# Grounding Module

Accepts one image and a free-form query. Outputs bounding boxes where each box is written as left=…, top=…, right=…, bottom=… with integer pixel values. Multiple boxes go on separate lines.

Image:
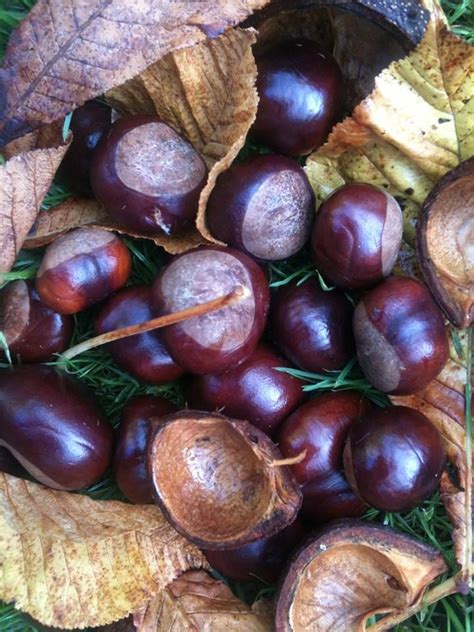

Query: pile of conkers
left=0, top=35, right=459, bottom=624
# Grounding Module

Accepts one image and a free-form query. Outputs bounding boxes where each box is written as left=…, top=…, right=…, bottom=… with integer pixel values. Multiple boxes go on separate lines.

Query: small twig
left=269, top=450, right=307, bottom=467
left=61, top=286, right=246, bottom=361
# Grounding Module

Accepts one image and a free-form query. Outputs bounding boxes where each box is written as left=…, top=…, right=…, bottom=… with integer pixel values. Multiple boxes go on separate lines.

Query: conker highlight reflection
left=311, top=183, right=403, bottom=289
left=344, top=406, right=446, bottom=512
left=353, top=276, right=449, bottom=394
left=271, top=278, right=355, bottom=372
left=95, top=286, right=184, bottom=384
left=36, top=227, right=131, bottom=314
left=252, top=41, right=343, bottom=155
left=206, top=154, right=314, bottom=261
left=0, top=280, right=73, bottom=362
left=91, top=115, right=208, bottom=235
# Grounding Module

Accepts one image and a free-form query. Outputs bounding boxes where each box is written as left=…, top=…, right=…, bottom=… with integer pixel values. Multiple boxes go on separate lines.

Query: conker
left=148, top=410, right=302, bottom=549
left=271, top=277, right=355, bottom=372
left=0, top=366, right=113, bottom=490
left=114, top=395, right=177, bottom=504
left=311, top=183, right=403, bottom=289
left=95, top=286, right=184, bottom=384
left=278, top=391, right=369, bottom=524
left=186, top=343, right=305, bottom=436
left=36, top=227, right=131, bottom=314
left=91, top=115, right=208, bottom=236
left=206, top=154, right=314, bottom=261
left=60, top=99, right=113, bottom=195
left=343, top=406, right=446, bottom=512
left=0, top=280, right=73, bottom=362
left=152, top=246, right=270, bottom=375
left=353, top=276, right=449, bottom=394
left=202, top=518, right=305, bottom=583
left=252, top=41, right=343, bottom=155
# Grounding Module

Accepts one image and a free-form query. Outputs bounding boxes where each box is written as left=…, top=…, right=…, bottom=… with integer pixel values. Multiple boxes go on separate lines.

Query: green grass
left=0, top=0, right=473, bottom=630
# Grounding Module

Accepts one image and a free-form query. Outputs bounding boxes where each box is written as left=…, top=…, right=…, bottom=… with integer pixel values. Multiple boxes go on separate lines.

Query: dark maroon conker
left=353, top=276, right=449, bottom=394
left=311, top=183, right=403, bottom=289
left=271, top=277, right=355, bottom=372
left=343, top=406, right=446, bottom=512
left=95, top=286, right=184, bottom=384
left=91, top=115, right=208, bottom=236
left=36, top=227, right=131, bottom=314
left=114, top=395, right=177, bottom=504
left=152, top=246, right=270, bottom=375
left=206, top=154, right=314, bottom=261
left=0, top=366, right=113, bottom=490
left=0, top=280, right=73, bottom=362
left=186, top=343, right=304, bottom=436
left=252, top=41, right=343, bottom=155
left=277, top=391, right=369, bottom=524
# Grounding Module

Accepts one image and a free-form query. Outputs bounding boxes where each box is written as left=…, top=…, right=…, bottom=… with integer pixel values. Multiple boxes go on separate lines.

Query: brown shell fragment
left=275, top=520, right=447, bottom=632
left=148, top=410, right=302, bottom=549
left=417, top=158, right=474, bottom=328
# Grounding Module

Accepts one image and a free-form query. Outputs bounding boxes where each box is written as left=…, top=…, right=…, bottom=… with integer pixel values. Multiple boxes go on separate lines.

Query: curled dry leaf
left=392, top=330, right=473, bottom=589
left=0, top=0, right=270, bottom=147
left=133, top=570, right=272, bottom=632
left=275, top=520, right=447, bottom=632
left=0, top=473, right=206, bottom=629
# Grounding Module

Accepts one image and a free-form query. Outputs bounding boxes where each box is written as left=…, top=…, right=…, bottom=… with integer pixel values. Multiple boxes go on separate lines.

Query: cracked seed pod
left=148, top=410, right=302, bottom=549
left=275, top=520, right=447, bottom=632
left=417, top=158, right=474, bottom=328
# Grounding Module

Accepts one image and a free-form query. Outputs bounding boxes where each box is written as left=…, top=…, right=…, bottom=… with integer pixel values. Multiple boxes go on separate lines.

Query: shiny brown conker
left=353, top=276, right=449, bottom=394
left=0, top=280, right=73, bottom=362
left=95, top=286, right=184, bottom=384
left=271, top=277, right=355, bottom=372
left=36, top=227, right=131, bottom=314
left=114, top=395, right=177, bottom=504
left=252, top=41, right=343, bottom=155
left=0, top=366, right=113, bottom=490
left=343, top=406, right=446, bottom=512
left=152, top=246, right=270, bottom=375
left=91, top=115, right=208, bottom=236
left=206, top=154, right=314, bottom=261
left=311, top=183, right=403, bottom=289
left=186, top=343, right=304, bottom=436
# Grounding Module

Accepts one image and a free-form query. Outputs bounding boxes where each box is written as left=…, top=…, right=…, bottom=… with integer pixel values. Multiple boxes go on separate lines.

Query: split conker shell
left=91, top=115, right=208, bottom=236
left=417, top=157, right=474, bottom=328
left=36, top=227, right=131, bottom=314
left=353, top=276, right=449, bottom=394
left=148, top=410, right=302, bottom=549
left=343, top=406, right=446, bottom=512
left=0, top=279, right=73, bottom=362
left=152, top=246, right=270, bottom=375
left=311, top=183, right=403, bottom=289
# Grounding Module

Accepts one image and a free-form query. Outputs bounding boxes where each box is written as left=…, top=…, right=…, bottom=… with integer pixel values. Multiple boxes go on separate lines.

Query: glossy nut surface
left=353, top=276, right=449, bottom=394
left=152, top=246, right=270, bottom=375
left=271, top=277, right=355, bottom=372
left=91, top=115, right=208, bottom=236
left=0, top=366, right=113, bottom=490
left=311, top=183, right=403, bottom=289
left=95, top=286, right=184, bottom=384
left=344, top=406, right=446, bottom=512
left=207, top=154, right=314, bottom=261
left=252, top=41, right=343, bottom=155
left=60, top=99, right=112, bottom=195
left=0, top=280, right=73, bottom=362
left=36, top=227, right=131, bottom=314
left=114, top=395, right=177, bottom=504
left=186, top=343, right=305, bottom=436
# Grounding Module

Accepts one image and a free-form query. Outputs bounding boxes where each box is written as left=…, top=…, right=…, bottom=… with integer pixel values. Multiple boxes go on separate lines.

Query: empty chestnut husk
left=148, top=410, right=302, bottom=549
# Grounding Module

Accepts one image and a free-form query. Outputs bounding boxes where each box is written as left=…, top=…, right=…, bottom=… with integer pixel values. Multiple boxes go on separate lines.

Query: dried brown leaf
left=133, top=570, right=272, bottom=632
left=0, top=473, right=206, bottom=629
left=0, top=141, right=69, bottom=274
left=0, top=0, right=270, bottom=147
